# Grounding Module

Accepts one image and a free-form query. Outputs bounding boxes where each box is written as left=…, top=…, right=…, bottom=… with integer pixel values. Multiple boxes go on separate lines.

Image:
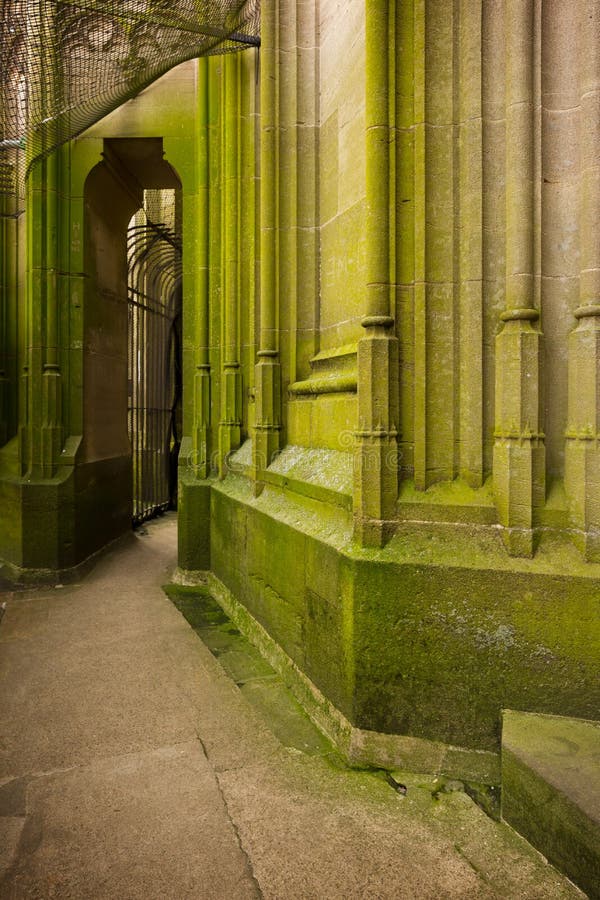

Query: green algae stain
left=162, top=583, right=229, bottom=629
left=163, top=581, right=344, bottom=762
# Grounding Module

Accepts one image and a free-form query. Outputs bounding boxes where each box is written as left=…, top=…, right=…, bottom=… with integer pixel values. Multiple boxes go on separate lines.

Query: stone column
left=493, top=0, right=544, bottom=557
left=22, top=149, right=65, bottom=478
left=218, top=54, right=243, bottom=477
left=353, top=0, right=399, bottom=547
left=457, top=0, right=484, bottom=488
left=0, top=189, right=8, bottom=447
left=0, top=113, right=22, bottom=450
left=192, top=57, right=211, bottom=479
left=252, top=0, right=281, bottom=488
left=239, top=48, right=257, bottom=437
left=295, top=0, right=319, bottom=379
left=40, top=144, right=63, bottom=477
left=20, top=3, right=64, bottom=477
left=0, top=72, right=7, bottom=446
left=565, top=1, right=600, bottom=560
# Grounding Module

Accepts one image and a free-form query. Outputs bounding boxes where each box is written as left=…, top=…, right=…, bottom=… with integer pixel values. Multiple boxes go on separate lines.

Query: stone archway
left=82, top=138, right=182, bottom=548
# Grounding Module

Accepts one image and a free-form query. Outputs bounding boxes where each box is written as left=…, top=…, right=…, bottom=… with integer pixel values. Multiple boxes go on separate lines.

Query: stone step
left=502, top=709, right=600, bottom=899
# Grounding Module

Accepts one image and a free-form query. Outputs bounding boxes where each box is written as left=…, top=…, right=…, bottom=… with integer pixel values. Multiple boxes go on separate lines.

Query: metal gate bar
left=127, top=218, right=182, bottom=526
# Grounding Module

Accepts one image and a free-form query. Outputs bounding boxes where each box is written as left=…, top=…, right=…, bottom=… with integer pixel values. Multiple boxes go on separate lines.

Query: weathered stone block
left=502, top=709, right=600, bottom=900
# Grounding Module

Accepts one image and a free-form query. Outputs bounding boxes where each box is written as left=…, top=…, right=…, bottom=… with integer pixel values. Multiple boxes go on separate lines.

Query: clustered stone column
left=21, top=4, right=64, bottom=478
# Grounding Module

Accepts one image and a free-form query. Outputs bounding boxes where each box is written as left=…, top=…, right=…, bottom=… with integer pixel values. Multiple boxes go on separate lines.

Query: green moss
left=177, top=472, right=211, bottom=571
left=162, top=583, right=228, bottom=629
left=163, top=581, right=345, bottom=761
left=398, top=475, right=495, bottom=506
left=351, top=556, right=600, bottom=749
left=190, top=476, right=600, bottom=763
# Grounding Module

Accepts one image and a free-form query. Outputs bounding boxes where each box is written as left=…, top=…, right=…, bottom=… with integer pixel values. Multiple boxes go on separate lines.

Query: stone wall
left=1, top=1, right=599, bottom=772
left=180, top=0, right=600, bottom=768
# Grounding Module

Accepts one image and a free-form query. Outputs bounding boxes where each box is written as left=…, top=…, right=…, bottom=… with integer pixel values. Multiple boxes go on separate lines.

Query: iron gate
left=127, top=215, right=182, bottom=525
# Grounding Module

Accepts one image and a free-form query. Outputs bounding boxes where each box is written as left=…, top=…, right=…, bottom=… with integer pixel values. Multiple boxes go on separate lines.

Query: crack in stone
left=1, top=736, right=261, bottom=895
left=452, top=841, right=496, bottom=892
left=195, top=732, right=264, bottom=899
left=0, top=737, right=200, bottom=783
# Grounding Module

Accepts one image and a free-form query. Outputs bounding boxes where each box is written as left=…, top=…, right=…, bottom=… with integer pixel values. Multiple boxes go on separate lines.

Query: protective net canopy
left=0, top=0, right=260, bottom=214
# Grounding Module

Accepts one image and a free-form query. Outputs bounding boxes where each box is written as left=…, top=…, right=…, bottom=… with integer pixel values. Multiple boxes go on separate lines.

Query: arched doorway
left=83, top=137, right=182, bottom=543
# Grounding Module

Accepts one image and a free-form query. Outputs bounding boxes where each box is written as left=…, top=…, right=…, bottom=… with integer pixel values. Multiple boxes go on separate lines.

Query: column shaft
left=565, top=1, right=600, bottom=559
left=40, top=146, right=63, bottom=476
left=193, top=57, right=211, bottom=478
left=493, top=0, right=544, bottom=557
left=253, top=0, right=281, bottom=485
left=457, top=0, right=484, bottom=487
left=219, top=54, right=242, bottom=477
left=20, top=4, right=64, bottom=477
left=0, top=190, right=7, bottom=446
left=353, top=0, right=399, bottom=547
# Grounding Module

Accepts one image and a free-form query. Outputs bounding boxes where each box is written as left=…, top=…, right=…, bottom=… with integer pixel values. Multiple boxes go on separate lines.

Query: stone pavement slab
left=0, top=515, right=586, bottom=898
left=3, top=741, right=260, bottom=899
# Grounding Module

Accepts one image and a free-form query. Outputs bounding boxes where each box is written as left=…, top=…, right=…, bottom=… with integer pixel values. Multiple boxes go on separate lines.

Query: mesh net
left=0, top=0, right=260, bottom=215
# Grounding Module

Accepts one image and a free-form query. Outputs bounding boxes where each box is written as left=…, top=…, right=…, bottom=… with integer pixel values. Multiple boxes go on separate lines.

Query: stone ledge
left=174, top=565, right=501, bottom=785
left=502, top=709, right=600, bottom=898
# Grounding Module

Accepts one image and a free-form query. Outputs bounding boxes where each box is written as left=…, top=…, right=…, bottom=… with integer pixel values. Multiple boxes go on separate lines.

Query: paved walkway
left=0, top=516, right=582, bottom=898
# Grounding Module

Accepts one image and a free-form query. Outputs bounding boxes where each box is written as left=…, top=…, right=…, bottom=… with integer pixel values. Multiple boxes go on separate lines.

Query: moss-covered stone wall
left=1, top=2, right=599, bottom=771
left=180, top=0, right=600, bottom=766
left=0, top=60, right=201, bottom=573
left=319, top=1, right=366, bottom=352
left=203, top=471, right=600, bottom=771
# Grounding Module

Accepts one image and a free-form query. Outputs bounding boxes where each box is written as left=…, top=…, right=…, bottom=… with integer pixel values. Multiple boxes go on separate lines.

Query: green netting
left=0, top=0, right=260, bottom=214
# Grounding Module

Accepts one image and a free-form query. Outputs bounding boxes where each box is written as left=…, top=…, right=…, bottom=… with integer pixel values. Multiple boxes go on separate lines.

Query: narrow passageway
left=0, top=519, right=580, bottom=899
